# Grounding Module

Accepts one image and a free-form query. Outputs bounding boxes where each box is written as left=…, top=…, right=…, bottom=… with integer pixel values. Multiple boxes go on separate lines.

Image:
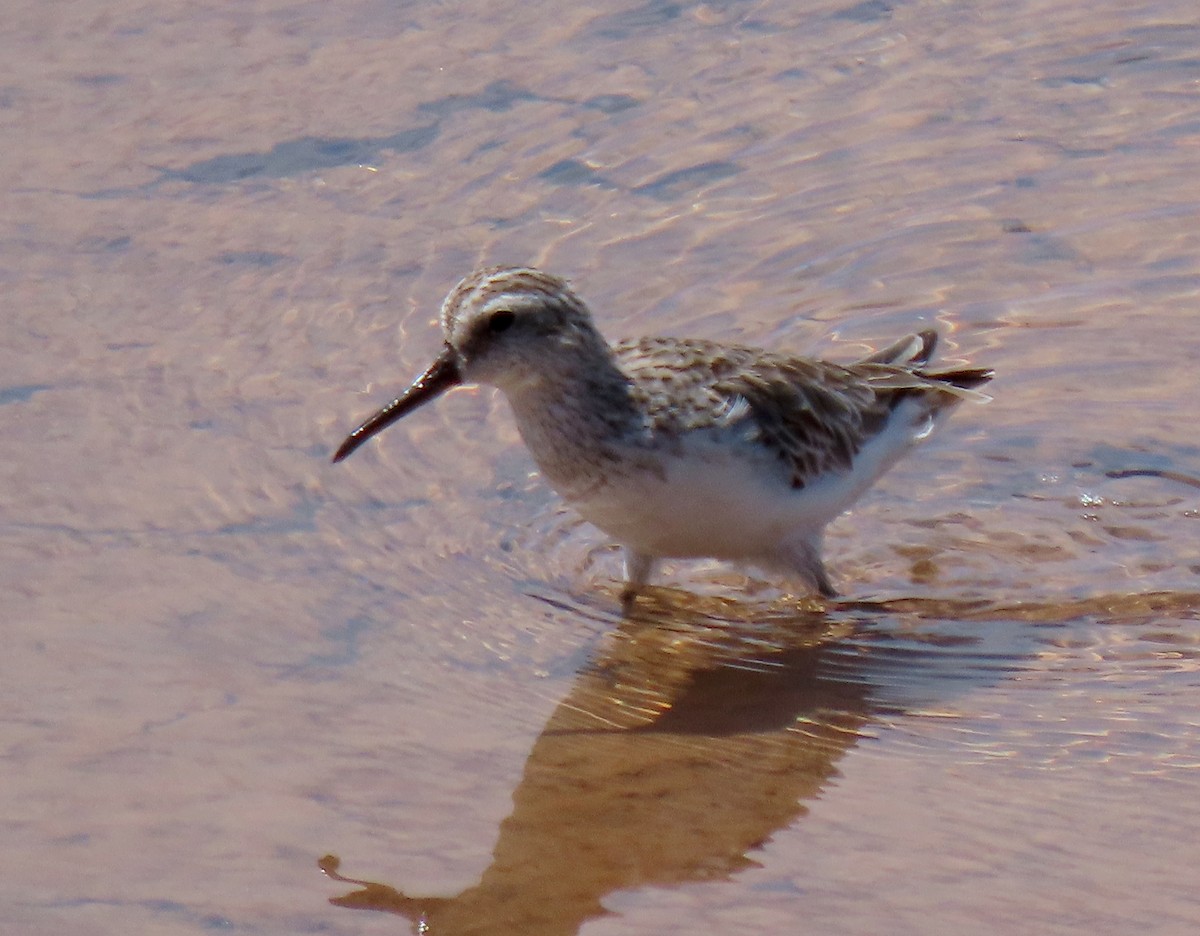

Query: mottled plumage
left=334, top=266, right=993, bottom=605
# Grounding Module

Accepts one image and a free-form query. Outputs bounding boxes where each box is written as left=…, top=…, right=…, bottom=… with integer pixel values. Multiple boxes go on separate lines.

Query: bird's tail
left=858, top=329, right=994, bottom=404
left=919, top=365, right=995, bottom=396
left=859, top=328, right=939, bottom=367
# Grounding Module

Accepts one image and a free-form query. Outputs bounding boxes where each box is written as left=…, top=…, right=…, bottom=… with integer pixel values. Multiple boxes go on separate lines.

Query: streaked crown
left=438, top=266, right=612, bottom=388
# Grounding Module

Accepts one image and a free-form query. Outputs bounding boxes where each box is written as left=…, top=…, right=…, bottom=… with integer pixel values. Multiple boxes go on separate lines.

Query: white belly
left=564, top=397, right=933, bottom=561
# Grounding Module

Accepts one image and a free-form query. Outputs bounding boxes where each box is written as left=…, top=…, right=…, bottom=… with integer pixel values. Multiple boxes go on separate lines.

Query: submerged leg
left=620, top=550, right=657, bottom=612
left=781, top=535, right=838, bottom=599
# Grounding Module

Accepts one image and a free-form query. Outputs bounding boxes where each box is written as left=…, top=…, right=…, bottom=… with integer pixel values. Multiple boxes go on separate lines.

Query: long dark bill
left=331, top=346, right=462, bottom=463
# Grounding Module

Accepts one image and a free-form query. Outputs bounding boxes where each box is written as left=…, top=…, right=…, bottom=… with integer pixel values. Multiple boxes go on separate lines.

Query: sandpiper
left=334, top=266, right=992, bottom=604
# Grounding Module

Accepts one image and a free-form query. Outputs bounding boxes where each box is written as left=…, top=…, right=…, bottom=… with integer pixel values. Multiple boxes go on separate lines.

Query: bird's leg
left=781, top=534, right=838, bottom=599
left=620, top=550, right=657, bottom=612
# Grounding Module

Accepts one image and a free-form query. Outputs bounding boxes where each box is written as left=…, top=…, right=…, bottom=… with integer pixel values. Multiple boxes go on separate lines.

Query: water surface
left=3, top=0, right=1199, bottom=933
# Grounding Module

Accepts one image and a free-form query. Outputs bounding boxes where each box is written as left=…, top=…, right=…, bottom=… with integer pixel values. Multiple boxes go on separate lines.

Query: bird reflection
left=321, top=591, right=881, bottom=935
left=319, top=583, right=1200, bottom=933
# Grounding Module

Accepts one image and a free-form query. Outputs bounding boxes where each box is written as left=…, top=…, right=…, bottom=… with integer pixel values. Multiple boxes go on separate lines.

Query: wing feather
left=612, top=332, right=991, bottom=490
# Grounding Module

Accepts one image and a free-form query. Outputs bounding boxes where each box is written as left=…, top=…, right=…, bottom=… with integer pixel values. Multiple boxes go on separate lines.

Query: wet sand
left=3, top=0, right=1200, bottom=933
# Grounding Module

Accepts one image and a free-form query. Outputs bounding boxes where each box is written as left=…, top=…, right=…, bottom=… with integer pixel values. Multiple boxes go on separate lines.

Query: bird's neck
left=501, top=349, right=642, bottom=495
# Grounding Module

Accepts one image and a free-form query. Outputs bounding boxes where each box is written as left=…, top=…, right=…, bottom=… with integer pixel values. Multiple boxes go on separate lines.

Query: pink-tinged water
left=3, top=1, right=1199, bottom=933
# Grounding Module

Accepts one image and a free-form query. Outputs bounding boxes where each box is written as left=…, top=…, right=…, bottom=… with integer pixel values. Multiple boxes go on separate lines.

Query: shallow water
left=3, top=0, right=1200, bottom=933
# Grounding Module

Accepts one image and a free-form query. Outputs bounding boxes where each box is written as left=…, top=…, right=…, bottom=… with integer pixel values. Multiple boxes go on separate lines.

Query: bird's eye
left=488, top=309, right=515, bottom=333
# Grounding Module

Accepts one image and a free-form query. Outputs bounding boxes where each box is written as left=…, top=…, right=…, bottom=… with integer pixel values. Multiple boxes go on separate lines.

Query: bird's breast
left=555, top=436, right=835, bottom=560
